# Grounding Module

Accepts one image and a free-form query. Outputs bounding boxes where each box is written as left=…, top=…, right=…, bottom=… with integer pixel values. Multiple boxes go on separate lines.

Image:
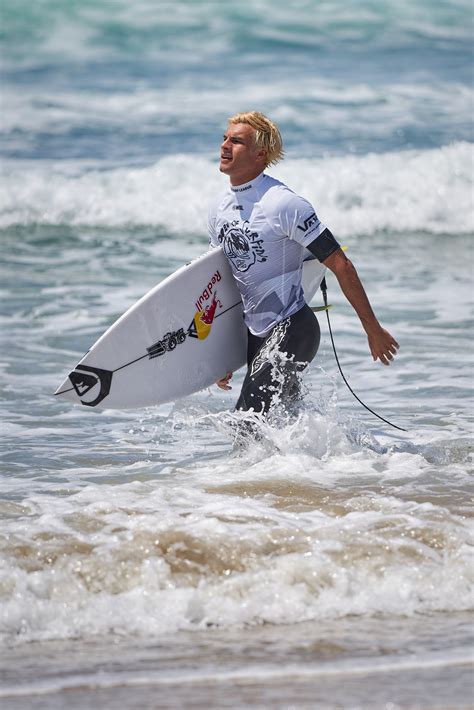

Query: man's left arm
left=321, top=247, right=399, bottom=366
left=283, top=197, right=399, bottom=365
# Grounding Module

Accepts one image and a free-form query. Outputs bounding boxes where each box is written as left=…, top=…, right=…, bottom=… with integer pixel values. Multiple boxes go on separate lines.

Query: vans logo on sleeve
left=297, top=213, right=319, bottom=232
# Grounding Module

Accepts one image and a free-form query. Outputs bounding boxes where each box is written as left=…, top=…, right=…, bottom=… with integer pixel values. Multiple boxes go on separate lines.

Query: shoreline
left=2, top=612, right=473, bottom=709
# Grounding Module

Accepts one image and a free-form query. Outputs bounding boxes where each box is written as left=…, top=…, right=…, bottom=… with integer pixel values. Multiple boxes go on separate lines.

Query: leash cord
left=320, top=277, right=407, bottom=432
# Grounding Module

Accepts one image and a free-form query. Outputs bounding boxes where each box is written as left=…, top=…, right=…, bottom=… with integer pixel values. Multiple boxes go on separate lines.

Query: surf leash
left=320, top=277, right=407, bottom=432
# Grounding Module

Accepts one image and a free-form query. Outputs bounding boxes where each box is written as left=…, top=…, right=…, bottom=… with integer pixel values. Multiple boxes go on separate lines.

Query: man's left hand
left=367, top=328, right=399, bottom=366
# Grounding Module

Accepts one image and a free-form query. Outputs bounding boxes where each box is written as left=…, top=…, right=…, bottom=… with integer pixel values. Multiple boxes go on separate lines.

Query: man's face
left=219, top=123, right=266, bottom=185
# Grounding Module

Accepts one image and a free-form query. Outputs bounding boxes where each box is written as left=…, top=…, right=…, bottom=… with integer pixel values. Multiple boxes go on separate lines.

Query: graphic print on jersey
left=218, top=220, right=267, bottom=273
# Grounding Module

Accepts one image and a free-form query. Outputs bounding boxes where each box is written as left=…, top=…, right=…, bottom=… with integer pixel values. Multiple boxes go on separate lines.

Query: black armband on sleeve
left=307, top=228, right=340, bottom=262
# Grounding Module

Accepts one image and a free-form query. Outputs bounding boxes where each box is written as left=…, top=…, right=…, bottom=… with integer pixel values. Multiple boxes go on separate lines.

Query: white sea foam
left=0, top=409, right=472, bottom=644
left=2, top=78, right=472, bottom=134
left=1, top=143, right=472, bottom=236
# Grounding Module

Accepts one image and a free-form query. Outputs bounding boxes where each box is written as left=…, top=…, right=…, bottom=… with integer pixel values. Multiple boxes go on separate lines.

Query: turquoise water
left=1, top=1, right=473, bottom=708
left=2, top=0, right=473, bottom=160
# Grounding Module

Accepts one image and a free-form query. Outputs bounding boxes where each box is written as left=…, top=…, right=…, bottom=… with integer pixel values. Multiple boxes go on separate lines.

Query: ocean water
left=1, top=1, right=473, bottom=708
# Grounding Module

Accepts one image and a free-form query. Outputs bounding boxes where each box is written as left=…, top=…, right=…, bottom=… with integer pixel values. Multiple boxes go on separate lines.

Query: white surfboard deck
left=55, top=248, right=326, bottom=409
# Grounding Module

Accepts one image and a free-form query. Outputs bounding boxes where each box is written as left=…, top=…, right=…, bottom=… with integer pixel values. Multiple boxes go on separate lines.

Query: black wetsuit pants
left=235, top=304, right=320, bottom=415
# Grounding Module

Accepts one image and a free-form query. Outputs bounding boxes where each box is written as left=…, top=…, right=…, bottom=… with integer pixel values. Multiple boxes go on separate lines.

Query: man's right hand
left=216, top=372, right=233, bottom=390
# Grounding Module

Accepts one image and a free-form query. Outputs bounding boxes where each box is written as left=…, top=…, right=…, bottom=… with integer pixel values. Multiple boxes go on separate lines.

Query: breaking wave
left=1, top=142, right=472, bottom=237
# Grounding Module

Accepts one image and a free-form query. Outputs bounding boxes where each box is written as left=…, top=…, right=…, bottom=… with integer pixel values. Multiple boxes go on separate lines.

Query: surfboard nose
left=54, top=375, right=77, bottom=401
left=55, top=364, right=114, bottom=407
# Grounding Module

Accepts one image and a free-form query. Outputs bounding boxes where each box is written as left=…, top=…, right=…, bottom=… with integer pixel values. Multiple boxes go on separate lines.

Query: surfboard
left=54, top=248, right=326, bottom=409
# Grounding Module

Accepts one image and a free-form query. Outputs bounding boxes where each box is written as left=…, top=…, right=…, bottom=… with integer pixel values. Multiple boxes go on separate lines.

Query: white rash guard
left=208, top=172, right=336, bottom=336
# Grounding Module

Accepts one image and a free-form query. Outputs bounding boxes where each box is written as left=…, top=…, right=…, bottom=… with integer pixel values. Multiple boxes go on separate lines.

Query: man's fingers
left=373, top=348, right=393, bottom=365
left=216, top=372, right=233, bottom=390
left=369, top=331, right=400, bottom=365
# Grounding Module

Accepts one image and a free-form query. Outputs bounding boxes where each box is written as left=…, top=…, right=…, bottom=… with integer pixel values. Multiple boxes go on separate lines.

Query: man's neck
left=229, top=168, right=264, bottom=187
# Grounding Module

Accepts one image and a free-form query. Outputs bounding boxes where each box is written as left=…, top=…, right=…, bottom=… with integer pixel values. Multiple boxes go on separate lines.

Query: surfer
left=209, top=111, right=399, bottom=415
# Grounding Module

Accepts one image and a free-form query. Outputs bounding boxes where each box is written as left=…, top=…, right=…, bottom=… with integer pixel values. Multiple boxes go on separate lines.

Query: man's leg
left=236, top=305, right=320, bottom=415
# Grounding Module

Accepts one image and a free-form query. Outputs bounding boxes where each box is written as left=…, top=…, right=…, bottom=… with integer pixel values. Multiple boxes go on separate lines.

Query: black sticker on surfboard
left=69, top=365, right=113, bottom=407
left=147, top=328, right=186, bottom=359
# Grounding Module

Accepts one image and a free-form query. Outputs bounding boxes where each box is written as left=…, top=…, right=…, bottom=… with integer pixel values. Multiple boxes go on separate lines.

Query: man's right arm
left=208, top=199, right=220, bottom=248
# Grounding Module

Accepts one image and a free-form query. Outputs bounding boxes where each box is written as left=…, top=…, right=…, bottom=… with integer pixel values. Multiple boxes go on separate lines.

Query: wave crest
left=1, top=143, right=472, bottom=236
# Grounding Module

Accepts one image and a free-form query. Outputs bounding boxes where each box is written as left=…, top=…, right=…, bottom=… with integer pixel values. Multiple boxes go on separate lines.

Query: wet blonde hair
left=228, top=111, right=284, bottom=167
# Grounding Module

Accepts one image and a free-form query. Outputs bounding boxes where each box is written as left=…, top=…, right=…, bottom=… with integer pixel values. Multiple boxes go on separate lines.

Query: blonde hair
left=228, top=111, right=284, bottom=167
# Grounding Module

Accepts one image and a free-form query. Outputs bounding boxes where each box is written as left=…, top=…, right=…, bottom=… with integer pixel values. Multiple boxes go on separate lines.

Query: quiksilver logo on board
left=69, top=365, right=113, bottom=407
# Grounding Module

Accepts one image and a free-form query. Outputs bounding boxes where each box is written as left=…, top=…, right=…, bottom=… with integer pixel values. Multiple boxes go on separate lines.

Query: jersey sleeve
left=278, top=192, right=340, bottom=262
left=278, top=193, right=326, bottom=246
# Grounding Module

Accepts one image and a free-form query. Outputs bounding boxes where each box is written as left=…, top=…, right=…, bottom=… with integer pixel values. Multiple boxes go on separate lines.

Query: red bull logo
left=188, top=272, right=223, bottom=340
left=200, top=292, right=220, bottom=325
left=194, top=270, right=221, bottom=312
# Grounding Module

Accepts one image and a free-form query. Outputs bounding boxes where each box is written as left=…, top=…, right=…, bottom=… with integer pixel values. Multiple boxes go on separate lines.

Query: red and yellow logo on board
left=191, top=293, right=220, bottom=339
left=188, top=271, right=222, bottom=340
